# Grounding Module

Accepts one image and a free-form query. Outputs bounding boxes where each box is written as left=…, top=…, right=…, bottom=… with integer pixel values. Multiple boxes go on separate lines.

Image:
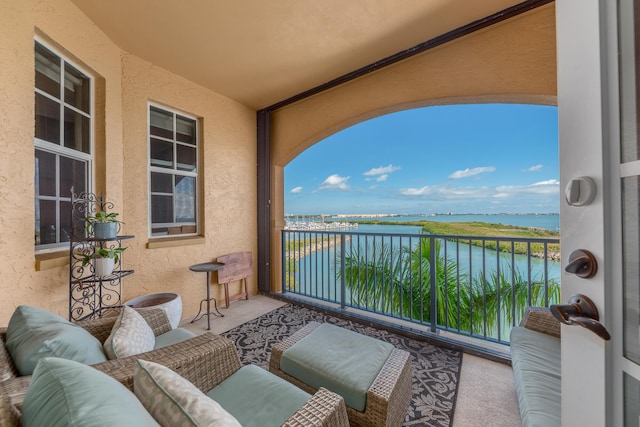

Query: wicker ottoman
left=269, top=321, right=412, bottom=427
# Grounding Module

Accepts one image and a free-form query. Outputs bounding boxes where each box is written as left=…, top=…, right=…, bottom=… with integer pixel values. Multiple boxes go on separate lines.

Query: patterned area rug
left=221, top=304, right=463, bottom=427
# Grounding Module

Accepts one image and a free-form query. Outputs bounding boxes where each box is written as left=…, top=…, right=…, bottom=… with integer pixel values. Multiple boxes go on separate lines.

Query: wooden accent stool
left=215, top=252, right=253, bottom=308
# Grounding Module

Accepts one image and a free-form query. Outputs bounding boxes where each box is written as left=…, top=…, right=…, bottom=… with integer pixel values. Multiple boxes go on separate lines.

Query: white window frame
left=34, top=38, right=93, bottom=253
left=147, top=103, right=200, bottom=238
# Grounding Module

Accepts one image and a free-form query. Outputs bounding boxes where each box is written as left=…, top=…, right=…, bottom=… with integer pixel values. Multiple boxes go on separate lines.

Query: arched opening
left=280, top=103, right=559, bottom=345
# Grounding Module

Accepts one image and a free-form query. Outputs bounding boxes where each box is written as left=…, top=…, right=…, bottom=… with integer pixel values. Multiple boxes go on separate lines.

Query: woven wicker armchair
left=0, top=309, right=223, bottom=407
left=269, top=321, right=413, bottom=427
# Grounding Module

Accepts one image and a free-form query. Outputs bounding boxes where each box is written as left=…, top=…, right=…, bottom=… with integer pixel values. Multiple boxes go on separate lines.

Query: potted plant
left=85, top=211, right=122, bottom=239
left=82, top=247, right=126, bottom=277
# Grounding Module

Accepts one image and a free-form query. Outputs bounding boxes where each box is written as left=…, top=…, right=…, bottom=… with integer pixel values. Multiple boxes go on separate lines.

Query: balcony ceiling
left=71, top=0, right=526, bottom=110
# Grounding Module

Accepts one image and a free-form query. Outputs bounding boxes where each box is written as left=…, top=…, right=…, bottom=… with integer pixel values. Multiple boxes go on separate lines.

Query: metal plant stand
left=68, top=190, right=134, bottom=321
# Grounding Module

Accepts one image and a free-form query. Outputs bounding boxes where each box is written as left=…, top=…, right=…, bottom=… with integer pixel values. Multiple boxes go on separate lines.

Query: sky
left=284, top=104, right=559, bottom=216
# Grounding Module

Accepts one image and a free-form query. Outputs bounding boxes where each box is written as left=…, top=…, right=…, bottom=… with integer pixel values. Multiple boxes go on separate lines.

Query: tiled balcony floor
left=181, top=294, right=521, bottom=427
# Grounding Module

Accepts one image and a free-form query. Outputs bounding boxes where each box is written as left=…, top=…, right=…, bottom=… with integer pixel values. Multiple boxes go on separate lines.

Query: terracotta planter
left=125, top=293, right=182, bottom=329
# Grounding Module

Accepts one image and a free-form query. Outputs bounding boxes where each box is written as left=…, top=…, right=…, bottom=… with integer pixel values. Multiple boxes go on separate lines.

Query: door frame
left=556, top=0, right=618, bottom=425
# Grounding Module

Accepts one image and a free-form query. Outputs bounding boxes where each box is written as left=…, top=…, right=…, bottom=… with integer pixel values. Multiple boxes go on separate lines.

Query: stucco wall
left=268, top=4, right=557, bottom=290
left=120, top=54, right=257, bottom=315
left=0, top=0, right=257, bottom=324
left=0, top=0, right=124, bottom=323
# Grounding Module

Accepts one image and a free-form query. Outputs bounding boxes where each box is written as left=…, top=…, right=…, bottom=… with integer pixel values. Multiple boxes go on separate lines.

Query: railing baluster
left=468, top=239, right=473, bottom=337
left=496, top=238, right=501, bottom=343
left=482, top=238, right=487, bottom=339
left=456, top=238, right=461, bottom=333
left=544, top=242, right=549, bottom=306
left=444, top=238, right=449, bottom=329
left=527, top=241, right=532, bottom=306
left=511, top=241, right=516, bottom=327
left=340, top=233, right=346, bottom=309
left=429, top=236, right=437, bottom=333
left=419, top=235, right=424, bottom=324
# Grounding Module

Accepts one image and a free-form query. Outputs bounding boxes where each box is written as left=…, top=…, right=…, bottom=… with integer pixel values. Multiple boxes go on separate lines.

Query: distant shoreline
left=288, top=212, right=560, bottom=233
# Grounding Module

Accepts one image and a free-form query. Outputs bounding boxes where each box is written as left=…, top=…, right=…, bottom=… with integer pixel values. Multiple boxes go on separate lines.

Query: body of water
left=286, top=213, right=561, bottom=303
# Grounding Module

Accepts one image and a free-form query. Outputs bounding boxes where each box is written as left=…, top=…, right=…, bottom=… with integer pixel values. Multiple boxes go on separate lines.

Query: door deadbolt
left=564, top=249, right=597, bottom=278
left=565, top=176, right=596, bottom=206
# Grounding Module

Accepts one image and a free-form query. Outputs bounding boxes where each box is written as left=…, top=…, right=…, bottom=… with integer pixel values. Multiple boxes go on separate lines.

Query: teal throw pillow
left=5, top=305, right=107, bottom=375
left=22, top=357, right=159, bottom=427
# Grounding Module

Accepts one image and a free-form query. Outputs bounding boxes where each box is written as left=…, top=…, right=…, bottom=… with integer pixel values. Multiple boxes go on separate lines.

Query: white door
left=557, top=0, right=640, bottom=425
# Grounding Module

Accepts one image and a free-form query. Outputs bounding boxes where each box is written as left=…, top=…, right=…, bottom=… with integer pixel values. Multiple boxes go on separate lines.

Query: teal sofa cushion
left=280, top=323, right=393, bottom=411
left=22, top=357, right=159, bottom=427
left=207, top=365, right=310, bottom=427
left=6, top=305, right=107, bottom=375
left=510, top=326, right=561, bottom=427
left=154, top=328, right=197, bottom=349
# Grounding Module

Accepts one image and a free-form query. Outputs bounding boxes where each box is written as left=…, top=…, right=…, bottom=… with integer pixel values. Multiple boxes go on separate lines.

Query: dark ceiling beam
left=264, top=0, right=553, bottom=112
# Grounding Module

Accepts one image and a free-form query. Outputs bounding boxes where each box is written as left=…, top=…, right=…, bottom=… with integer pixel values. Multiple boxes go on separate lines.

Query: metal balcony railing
left=282, top=228, right=561, bottom=345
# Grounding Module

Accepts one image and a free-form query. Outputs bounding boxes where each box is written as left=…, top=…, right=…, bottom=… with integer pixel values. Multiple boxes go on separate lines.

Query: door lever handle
left=550, top=294, right=611, bottom=340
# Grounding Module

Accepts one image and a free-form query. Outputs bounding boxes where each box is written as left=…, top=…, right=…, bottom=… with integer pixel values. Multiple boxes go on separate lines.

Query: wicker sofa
left=510, top=306, right=561, bottom=427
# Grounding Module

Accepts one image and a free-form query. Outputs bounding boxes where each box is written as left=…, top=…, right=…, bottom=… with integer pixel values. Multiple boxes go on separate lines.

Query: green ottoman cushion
left=280, top=323, right=394, bottom=411
left=153, top=328, right=197, bottom=349
left=207, top=365, right=310, bottom=427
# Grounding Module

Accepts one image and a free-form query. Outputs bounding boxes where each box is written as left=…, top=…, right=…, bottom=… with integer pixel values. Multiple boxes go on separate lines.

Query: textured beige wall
left=120, top=54, right=257, bottom=316
left=0, top=0, right=123, bottom=323
left=269, top=5, right=557, bottom=290
left=0, top=0, right=257, bottom=324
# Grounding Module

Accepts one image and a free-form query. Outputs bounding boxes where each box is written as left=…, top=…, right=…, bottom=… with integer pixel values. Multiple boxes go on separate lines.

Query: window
left=148, top=105, right=199, bottom=237
left=34, top=41, right=92, bottom=249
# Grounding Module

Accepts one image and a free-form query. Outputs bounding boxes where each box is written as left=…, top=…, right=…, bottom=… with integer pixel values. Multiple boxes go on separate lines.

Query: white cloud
left=400, top=185, right=492, bottom=199
left=531, top=179, right=558, bottom=186
left=448, top=166, right=496, bottom=179
left=527, top=164, right=544, bottom=172
left=319, top=174, right=350, bottom=191
left=494, top=179, right=559, bottom=198
left=400, top=179, right=559, bottom=201
left=290, top=186, right=303, bottom=194
left=400, top=186, right=432, bottom=196
left=363, top=164, right=400, bottom=176
left=376, top=174, right=388, bottom=182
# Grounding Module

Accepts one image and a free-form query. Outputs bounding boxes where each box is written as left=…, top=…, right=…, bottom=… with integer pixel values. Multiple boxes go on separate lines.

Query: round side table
left=189, top=261, right=225, bottom=330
